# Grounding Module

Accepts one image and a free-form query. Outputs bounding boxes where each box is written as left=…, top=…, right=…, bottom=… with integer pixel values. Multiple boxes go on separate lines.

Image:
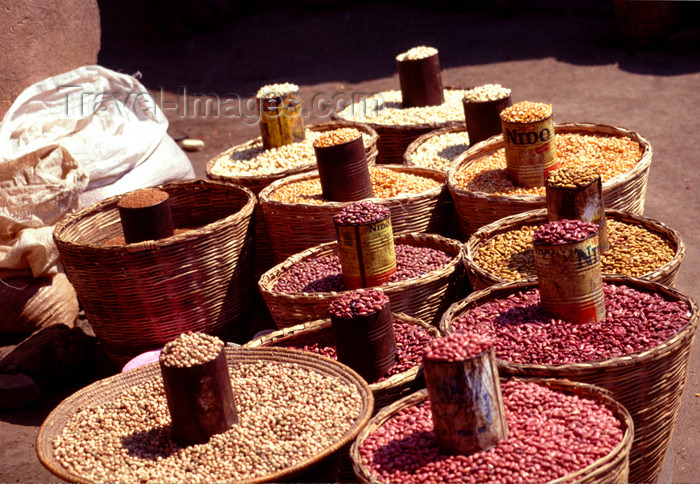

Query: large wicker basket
left=331, top=88, right=465, bottom=164
left=258, top=232, right=466, bottom=329
left=439, top=276, right=698, bottom=484
left=244, top=313, right=442, bottom=410
left=447, top=122, right=653, bottom=238
left=37, top=347, right=374, bottom=484
left=259, top=165, right=451, bottom=264
left=53, top=180, right=256, bottom=367
left=403, top=124, right=470, bottom=172
left=465, top=208, right=686, bottom=290
left=350, top=379, right=634, bottom=484
left=206, top=121, right=378, bottom=278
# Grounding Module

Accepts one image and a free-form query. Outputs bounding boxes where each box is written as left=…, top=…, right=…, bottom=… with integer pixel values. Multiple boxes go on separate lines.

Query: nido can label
left=335, top=217, right=397, bottom=289
left=534, top=233, right=606, bottom=324
left=502, top=115, right=558, bottom=187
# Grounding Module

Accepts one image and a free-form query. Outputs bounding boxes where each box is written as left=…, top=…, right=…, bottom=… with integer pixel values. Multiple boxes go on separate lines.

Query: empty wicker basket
left=439, top=276, right=698, bottom=484
left=53, top=180, right=256, bottom=367
left=447, top=122, right=653, bottom=238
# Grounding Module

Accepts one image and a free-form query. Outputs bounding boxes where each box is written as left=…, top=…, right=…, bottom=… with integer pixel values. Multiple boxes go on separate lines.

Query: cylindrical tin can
left=160, top=347, right=239, bottom=446
left=501, top=113, right=558, bottom=187
left=546, top=172, right=610, bottom=252
left=314, top=136, right=374, bottom=202
left=335, top=214, right=397, bottom=289
left=462, top=95, right=512, bottom=145
left=330, top=299, right=396, bottom=383
left=534, top=232, right=606, bottom=324
left=397, top=52, right=445, bottom=108
left=258, top=90, right=305, bottom=150
left=423, top=346, right=508, bottom=455
left=117, top=188, right=175, bottom=244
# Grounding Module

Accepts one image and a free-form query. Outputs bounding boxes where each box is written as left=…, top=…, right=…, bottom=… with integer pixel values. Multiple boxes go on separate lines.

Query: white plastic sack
left=0, top=64, right=194, bottom=208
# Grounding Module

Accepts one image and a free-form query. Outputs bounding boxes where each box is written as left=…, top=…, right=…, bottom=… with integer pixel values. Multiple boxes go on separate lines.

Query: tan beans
left=335, top=89, right=471, bottom=126
left=463, top=84, right=511, bottom=103
left=159, top=332, right=224, bottom=368
left=474, top=219, right=675, bottom=281
left=546, top=165, right=599, bottom=188
left=268, top=167, right=441, bottom=204
left=313, top=127, right=362, bottom=148
left=454, top=132, right=643, bottom=196
left=396, top=46, right=439, bottom=61
left=409, top=130, right=471, bottom=171
left=53, top=360, right=362, bottom=483
left=209, top=128, right=372, bottom=178
left=256, top=82, right=299, bottom=98
left=358, top=379, right=623, bottom=483
left=499, top=101, right=552, bottom=123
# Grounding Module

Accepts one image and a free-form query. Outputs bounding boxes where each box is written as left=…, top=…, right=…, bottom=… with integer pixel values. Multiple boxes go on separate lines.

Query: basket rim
left=258, top=164, right=447, bottom=209
left=36, top=346, right=374, bottom=484
left=403, top=124, right=470, bottom=167
left=464, top=207, right=686, bottom=286
left=258, top=232, right=464, bottom=301
left=330, top=87, right=469, bottom=131
left=52, top=179, right=256, bottom=252
left=205, top=121, right=379, bottom=185
left=243, top=312, right=441, bottom=393
left=439, top=275, right=699, bottom=372
left=446, top=121, right=653, bottom=203
left=349, top=377, right=634, bottom=484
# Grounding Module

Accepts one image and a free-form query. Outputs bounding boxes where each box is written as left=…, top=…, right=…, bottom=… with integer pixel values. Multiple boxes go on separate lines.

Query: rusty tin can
left=397, top=52, right=445, bottom=108
left=117, top=188, right=175, bottom=244
left=462, top=94, right=512, bottom=145
left=314, top=136, right=374, bottom=202
left=258, top=91, right=305, bottom=150
left=501, top=114, right=558, bottom=187
left=534, top=231, right=606, bottom=324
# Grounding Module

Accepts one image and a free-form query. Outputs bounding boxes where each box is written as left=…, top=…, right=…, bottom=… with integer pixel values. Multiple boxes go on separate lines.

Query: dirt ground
left=1, top=0, right=700, bottom=482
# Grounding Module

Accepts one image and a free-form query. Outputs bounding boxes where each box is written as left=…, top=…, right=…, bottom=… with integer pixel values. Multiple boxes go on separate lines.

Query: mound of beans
left=532, top=219, right=598, bottom=245
left=334, top=200, right=390, bottom=225
left=160, top=332, right=224, bottom=368
left=547, top=165, right=599, bottom=188
left=396, top=45, right=438, bottom=61
left=282, top=319, right=437, bottom=383
left=424, top=331, right=493, bottom=362
left=257, top=82, right=299, bottom=98
left=358, top=379, right=623, bottom=484
left=335, top=89, right=472, bottom=127
left=499, top=101, right=552, bottom=124
left=463, top=84, right=511, bottom=103
left=268, top=167, right=441, bottom=204
left=209, top=128, right=372, bottom=178
left=274, top=244, right=454, bottom=294
left=474, top=219, right=676, bottom=281
left=313, top=127, right=362, bottom=148
left=53, top=360, right=362, bottom=483
left=329, top=289, right=389, bottom=318
left=453, top=133, right=643, bottom=196
left=409, top=130, right=471, bottom=172
left=450, top=283, right=691, bottom=365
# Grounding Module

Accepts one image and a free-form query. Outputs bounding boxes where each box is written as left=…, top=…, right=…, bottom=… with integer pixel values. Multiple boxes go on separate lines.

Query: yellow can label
left=503, top=116, right=558, bottom=187
left=336, top=218, right=397, bottom=288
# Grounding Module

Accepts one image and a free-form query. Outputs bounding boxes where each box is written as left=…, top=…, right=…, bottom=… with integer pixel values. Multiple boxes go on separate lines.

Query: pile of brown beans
left=473, top=219, right=675, bottom=281
left=334, top=200, right=390, bottom=225
left=53, top=360, right=362, bottom=483
left=423, top=331, right=493, bottom=362
left=532, top=219, right=598, bottom=245
left=274, top=244, right=453, bottom=294
left=546, top=165, right=599, bottom=188
left=450, top=283, right=691, bottom=365
left=159, top=332, right=224, bottom=367
left=268, top=167, right=441, bottom=204
left=329, top=289, right=389, bottom=318
left=358, top=379, right=623, bottom=483
left=287, top=319, right=437, bottom=382
left=453, top=133, right=643, bottom=196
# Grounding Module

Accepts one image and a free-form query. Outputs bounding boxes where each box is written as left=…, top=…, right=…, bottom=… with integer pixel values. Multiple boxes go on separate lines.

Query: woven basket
left=465, top=208, right=686, bottom=291
left=206, top=121, right=378, bottom=278
left=53, top=180, right=256, bottom=367
left=244, top=313, right=442, bottom=410
left=37, top=346, right=374, bottom=484
left=403, top=124, right=470, bottom=172
left=439, top=276, right=698, bottom=484
left=350, top=378, right=633, bottom=484
left=331, top=88, right=465, bottom=164
left=447, top=122, right=653, bottom=238
left=258, top=232, right=465, bottom=329
left=259, top=165, right=451, bottom=264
